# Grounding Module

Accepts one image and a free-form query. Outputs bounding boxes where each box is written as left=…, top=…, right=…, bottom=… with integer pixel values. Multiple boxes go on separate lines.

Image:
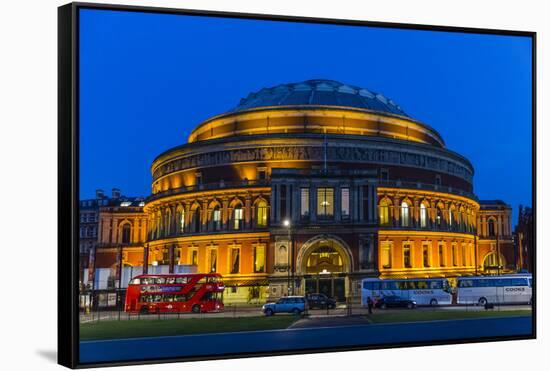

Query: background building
left=83, top=79, right=520, bottom=303
left=514, top=205, right=534, bottom=272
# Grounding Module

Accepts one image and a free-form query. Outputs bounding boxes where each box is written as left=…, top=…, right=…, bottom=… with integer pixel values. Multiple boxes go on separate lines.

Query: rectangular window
left=381, top=241, right=392, bottom=268
left=254, top=244, right=266, bottom=273
left=461, top=244, right=467, bottom=266
left=380, top=168, right=389, bottom=182
left=280, top=185, right=287, bottom=219
left=452, top=244, right=457, bottom=266
left=341, top=188, right=350, bottom=219
left=422, top=243, right=430, bottom=267
left=191, top=250, right=198, bottom=266
left=379, top=203, right=390, bottom=225
left=300, top=188, right=310, bottom=218
left=362, top=186, right=369, bottom=220
left=256, top=203, right=268, bottom=227
left=195, top=172, right=202, bottom=186
left=230, top=248, right=240, bottom=274
left=438, top=243, right=445, bottom=267
left=233, top=208, right=243, bottom=230
left=213, top=209, right=221, bottom=230
left=403, top=243, right=412, bottom=268
left=209, top=249, right=217, bottom=272
left=257, top=168, right=267, bottom=180
left=317, top=187, right=334, bottom=218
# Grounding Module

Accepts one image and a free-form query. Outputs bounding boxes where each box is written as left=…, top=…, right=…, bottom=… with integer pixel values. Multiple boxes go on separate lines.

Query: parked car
left=306, top=293, right=337, bottom=309
left=375, top=295, right=416, bottom=309
left=262, top=296, right=306, bottom=316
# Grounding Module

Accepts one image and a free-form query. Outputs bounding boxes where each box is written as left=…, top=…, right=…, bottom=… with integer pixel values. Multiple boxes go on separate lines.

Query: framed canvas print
left=58, top=2, right=536, bottom=368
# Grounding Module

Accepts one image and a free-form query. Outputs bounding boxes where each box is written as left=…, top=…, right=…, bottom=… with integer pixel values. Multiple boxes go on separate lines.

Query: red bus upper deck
left=124, top=273, right=224, bottom=314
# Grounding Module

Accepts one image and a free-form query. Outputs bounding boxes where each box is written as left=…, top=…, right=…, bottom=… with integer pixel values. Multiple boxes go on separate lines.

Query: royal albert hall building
left=96, top=79, right=515, bottom=303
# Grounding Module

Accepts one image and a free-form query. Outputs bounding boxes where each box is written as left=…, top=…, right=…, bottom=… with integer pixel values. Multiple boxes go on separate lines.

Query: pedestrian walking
left=367, top=296, right=373, bottom=314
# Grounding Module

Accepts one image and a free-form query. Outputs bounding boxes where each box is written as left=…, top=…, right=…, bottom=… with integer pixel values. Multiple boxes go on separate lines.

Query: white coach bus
left=456, top=274, right=532, bottom=306
left=361, top=278, right=452, bottom=307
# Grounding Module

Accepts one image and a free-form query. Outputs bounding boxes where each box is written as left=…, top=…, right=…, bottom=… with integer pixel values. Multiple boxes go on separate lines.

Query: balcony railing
left=148, top=224, right=270, bottom=241
left=377, top=180, right=477, bottom=201
left=379, top=219, right=476, bottom=235
left=147, top=179, right=270, bottom=202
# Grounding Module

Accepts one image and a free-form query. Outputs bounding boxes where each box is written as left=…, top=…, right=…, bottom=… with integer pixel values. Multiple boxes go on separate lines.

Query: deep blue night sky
left=79, top=9, right=532, bottom=222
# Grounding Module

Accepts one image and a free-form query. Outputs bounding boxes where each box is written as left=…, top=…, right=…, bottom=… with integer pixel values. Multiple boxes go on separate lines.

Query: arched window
left=400, top=201, right=410, bottom=227
left=165, top=208, right=172, bottom=236
left=483, top=252, right=505, bottom=272
left=121, top=223, right=131, bottom=244
left=191, top=207, right=201, bottom=233
left=436, top=207, right=443, bottom=228
left=379, top=198, right=391, bottom=226
left=420, top=203, right=428, bottom=228
left=448, top=208, right=454, bottom=229
left=255, top=200, right=268, bottom=227
left=233, top=205, right=243, bottom=230
left=488, top=218, right=496, bottom=237
left=212, top=205, right=221, bottom=231
left=178, top=206, right=185, bottom=234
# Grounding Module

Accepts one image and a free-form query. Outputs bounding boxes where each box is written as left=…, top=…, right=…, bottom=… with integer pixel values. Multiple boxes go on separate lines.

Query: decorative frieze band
left=153, top=145, right=473, bottom=183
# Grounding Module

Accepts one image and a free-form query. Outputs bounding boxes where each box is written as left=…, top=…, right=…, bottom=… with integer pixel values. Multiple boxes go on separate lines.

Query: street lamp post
left=283, top=219, right=293, bottom=295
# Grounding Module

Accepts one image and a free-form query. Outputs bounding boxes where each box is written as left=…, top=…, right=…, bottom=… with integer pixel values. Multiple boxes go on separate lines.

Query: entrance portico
left=296, top=235, right=353, bottom=301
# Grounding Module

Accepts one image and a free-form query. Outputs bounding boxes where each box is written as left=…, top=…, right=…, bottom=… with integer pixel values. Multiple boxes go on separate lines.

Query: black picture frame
left=58, top=2, right=537, bottom=368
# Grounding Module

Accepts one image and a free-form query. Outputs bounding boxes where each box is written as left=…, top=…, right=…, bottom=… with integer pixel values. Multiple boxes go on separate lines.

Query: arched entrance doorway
left=297, top=236, right=352, bottom=302
left=483, top=252, right=506, bottom=274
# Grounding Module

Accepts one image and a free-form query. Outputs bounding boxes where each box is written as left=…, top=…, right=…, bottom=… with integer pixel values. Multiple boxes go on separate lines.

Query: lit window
left=233, top=206, right=243, bottom=230
left=379, top=199, right=390, bottom=225
left=256, top=200, right=268, bottom=227
left=438, top=244, right=450, bottom=267
left=400, top=202, right=410, bottom=227
left=381, top=242, right=392, bottom=268
left=317, top=188, right=334, bottom=218
left=230, top=248, right=240, bottom=274
left=420, top=204, right=428, bottom=228
left=341, top=188, right=350, bottom=219
left=452, top=244, right=457, bottom=266
left=191, top=250, right=198, bottom=266
left=403, top=243, right=412, bottom=268
left=300, top=188, right=310, bottom=218
left=254, top=245, right=265, bottom=273
left=212, top=207, right=221, bottom=231
left=209, top=249, right=217, bottom=272
left=423, top=244, right=430, bottom=267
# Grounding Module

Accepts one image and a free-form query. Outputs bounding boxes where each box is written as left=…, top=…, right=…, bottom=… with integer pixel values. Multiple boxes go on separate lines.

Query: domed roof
left=231, top=79, right=409, bottom=117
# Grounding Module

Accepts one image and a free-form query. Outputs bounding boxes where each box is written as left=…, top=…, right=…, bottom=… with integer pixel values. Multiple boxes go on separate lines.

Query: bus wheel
left=430, top=299, right=438, bottom=306
left=478, top=297, right=487, bottom=306
left=407, top=302, right=414, bottom=309
left=192, top=304, right=201, bottom=313
left=292, top=308, right=301, bottom=316
left=139, top=306, right=148, bottom=315
left=265, top=308, right=274, bottom=316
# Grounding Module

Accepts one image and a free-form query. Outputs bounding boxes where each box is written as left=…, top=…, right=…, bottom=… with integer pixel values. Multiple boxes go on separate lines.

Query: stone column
left=245, top=195, right=252, bottom=229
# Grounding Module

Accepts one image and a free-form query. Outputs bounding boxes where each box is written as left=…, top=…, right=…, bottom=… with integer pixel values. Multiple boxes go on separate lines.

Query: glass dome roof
left=231, top=79, right=409, bottom=117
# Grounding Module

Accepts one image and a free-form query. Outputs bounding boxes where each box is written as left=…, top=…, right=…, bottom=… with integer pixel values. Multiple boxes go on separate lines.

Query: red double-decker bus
left=124, top=273, right=224, bottom=314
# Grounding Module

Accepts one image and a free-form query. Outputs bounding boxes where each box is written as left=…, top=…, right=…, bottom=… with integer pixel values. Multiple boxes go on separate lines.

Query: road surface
left=80, top=316, right=532, bottom=364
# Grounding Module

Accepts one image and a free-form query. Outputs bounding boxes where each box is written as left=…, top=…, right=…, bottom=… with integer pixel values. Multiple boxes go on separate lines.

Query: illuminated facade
left=90, top=79, right=517, bottom=302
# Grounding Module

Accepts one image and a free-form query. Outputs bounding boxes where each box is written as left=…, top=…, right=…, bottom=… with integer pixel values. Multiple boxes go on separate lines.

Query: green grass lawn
left=80, top=316, right=298, bottom=341
left=367, top=309, right=532, bottom=324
